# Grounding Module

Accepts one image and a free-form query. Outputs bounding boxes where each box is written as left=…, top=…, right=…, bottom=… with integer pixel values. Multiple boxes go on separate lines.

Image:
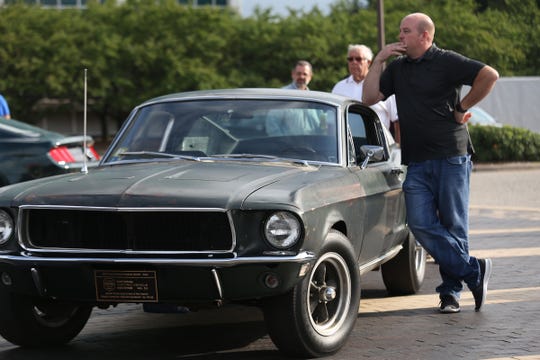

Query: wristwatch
left=455, top=102, right=468, bottom=113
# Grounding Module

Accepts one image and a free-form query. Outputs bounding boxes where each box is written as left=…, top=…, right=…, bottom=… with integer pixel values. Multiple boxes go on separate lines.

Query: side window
left=347, top=113, right=365, bottom=166
left=347, top=107, right=385, bottom=165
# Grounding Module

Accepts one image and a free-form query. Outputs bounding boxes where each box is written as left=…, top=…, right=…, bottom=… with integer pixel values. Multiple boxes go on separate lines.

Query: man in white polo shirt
left=332, top=44, right=400, bottom=142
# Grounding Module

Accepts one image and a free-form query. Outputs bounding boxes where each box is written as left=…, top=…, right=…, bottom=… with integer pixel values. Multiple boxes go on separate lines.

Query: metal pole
left=377, top=0, right=385, bottom=53
left=81, top=68, right=88, bottom=175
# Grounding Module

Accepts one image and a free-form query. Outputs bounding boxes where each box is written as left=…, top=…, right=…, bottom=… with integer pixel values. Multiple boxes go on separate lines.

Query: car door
left=346, top=105, right=406, bottom=263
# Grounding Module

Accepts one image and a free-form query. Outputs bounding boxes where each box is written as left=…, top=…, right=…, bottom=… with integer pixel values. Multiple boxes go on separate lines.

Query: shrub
left=469, top=125, right=540, bottom=162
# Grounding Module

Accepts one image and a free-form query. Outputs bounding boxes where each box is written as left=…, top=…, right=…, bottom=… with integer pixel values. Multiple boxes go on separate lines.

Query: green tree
left=0, top=0, right=538, bottom=141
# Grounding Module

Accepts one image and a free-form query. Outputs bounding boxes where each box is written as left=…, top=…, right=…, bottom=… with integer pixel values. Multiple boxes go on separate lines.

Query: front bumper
left=0, top=252, right=315, bottom=304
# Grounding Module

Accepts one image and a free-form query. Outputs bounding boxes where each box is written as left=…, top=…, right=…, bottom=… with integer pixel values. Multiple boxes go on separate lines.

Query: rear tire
left=0, top=291, right=92, bottom=347
left=262, top=230, right=361, bottom=358
left=381, top=231, right=426, bottom=295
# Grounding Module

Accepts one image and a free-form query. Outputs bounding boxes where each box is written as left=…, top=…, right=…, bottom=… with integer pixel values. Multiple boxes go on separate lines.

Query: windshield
left=104, top=99, right=339, bottom=164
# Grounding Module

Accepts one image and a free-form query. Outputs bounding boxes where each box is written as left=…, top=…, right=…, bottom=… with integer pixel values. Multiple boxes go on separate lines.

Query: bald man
left=363, top=12, right=499, bottom=314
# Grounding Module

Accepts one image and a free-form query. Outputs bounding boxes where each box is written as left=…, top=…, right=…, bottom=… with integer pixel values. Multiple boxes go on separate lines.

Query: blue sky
left=240, top=0, right=337, bottom=17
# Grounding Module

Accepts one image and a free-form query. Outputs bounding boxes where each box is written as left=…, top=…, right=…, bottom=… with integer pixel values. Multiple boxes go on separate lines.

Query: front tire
left=381, top=230, right=426, bottom=295
left=0, top=291, right=93, bottom=347
left=262, top=230, right=361, bottom=358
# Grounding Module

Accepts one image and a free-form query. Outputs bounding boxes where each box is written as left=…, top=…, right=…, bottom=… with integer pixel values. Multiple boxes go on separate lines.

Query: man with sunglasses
left=332, top=44, right=400, bottom=141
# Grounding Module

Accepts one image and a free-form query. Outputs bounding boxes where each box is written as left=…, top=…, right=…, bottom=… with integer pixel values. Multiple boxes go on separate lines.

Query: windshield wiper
left=211, top=154, right=281, bottom=160
left=118, top=151, right=202, bottom=161
left=210, top=154, right=312, bottom=167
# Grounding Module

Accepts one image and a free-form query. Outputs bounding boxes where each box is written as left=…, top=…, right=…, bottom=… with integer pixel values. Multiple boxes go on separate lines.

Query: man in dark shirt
left=363, top=12, right=499, bottom=313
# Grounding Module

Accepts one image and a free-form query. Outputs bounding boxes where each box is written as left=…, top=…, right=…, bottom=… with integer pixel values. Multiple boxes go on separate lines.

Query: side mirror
left=359, top=145, right=384, bottom=169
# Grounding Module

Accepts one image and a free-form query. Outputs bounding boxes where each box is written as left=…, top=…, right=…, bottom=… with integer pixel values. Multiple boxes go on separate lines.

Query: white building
left=464, top=77, right=540, bottom=133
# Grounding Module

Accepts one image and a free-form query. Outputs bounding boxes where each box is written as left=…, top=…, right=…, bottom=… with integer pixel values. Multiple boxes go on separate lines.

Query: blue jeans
left=403, top=155, right=480, bottom=299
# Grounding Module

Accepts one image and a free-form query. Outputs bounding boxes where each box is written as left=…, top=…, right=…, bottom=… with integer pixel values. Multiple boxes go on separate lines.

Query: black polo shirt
left=380, top=45, right=485, bottom=164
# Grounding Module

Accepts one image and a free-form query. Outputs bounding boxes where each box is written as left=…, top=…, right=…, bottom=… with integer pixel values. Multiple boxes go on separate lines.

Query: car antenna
left=81, top=68, right=88, bottom=174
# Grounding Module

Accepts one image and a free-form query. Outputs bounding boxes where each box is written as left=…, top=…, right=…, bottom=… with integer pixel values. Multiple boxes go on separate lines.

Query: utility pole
left=377, top=0, right=385, bottom=53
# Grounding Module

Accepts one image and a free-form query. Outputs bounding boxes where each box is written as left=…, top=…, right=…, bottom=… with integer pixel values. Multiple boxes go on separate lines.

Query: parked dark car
left=0, top=89, right=425, bottom=358
left=0, top=117, right=100, bottom=186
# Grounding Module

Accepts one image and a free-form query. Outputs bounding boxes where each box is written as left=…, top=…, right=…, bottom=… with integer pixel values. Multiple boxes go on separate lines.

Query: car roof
left=140, top=88, right=357, bottom=107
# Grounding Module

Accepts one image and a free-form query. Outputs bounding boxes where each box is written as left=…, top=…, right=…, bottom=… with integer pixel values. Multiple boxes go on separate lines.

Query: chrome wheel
left=381, top=231, right=427, bottom=295
left=307, top=252, right=352, bottom=336
left=414, top=240, right=427, bottom=281
left=262, top=230, right=361, bottom=358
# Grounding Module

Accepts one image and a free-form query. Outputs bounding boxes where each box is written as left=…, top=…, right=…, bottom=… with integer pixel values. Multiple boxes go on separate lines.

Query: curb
left=473, top=161, right=540, bottom=172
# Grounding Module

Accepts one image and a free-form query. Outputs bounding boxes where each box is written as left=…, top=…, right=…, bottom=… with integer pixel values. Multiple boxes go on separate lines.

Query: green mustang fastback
left=0, top=89, right=425, bottom=358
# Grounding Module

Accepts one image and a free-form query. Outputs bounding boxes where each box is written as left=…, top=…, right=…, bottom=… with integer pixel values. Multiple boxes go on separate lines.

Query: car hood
left=2, top=160, right=336, bottom=210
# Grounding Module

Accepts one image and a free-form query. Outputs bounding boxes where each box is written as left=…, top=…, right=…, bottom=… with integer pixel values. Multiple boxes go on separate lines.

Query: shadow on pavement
left=0, top=321, right=285, bottom=360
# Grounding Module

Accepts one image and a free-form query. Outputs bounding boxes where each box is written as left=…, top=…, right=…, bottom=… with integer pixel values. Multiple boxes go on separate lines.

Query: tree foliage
left=0, top=0, right=538, bottom=139
left=469, top=125, right=540, bottom=162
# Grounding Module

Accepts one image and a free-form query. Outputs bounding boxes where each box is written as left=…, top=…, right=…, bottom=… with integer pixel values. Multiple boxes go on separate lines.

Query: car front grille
left=20, top=207, right=234, bottom=253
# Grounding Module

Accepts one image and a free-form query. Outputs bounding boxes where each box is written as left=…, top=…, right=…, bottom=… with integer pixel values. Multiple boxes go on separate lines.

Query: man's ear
left=421, top=30, right=431, bottom=43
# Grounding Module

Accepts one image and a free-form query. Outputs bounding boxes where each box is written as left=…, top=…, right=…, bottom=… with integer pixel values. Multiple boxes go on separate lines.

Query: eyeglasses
left=347, top=56, right=366, bottom=62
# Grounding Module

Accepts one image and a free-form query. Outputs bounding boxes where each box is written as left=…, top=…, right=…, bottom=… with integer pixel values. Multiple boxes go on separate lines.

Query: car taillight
left=87, top=146, right=101, bottom=160
left=49, top=146, right=75, bottom=164
left=48, top=146, right=100, bottom=165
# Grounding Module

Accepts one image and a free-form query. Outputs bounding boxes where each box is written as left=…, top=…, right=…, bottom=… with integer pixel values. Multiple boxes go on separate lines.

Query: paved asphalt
left=0, top=165, right=539, bottom=360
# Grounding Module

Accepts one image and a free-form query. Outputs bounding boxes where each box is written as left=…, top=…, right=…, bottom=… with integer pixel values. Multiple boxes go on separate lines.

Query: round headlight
left=263, top=211, right=301, bottom=249
left=0, top=210, right=14, bottom=245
